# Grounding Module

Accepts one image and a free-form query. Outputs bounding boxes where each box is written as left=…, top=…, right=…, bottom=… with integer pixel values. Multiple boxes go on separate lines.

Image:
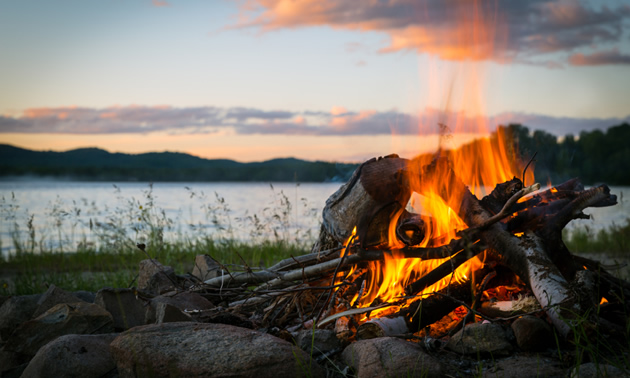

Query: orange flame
left=345, top=2, right=533, bottom=321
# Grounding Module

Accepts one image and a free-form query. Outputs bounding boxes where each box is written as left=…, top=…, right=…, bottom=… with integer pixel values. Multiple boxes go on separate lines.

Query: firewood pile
left=193, top=154, right=628, bottom=348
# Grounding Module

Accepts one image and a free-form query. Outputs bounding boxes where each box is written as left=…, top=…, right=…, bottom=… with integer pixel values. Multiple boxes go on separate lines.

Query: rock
left=137, top=259, right=177, bottom=295
left=294, top=329, right=341, bottom=356
left=342, top=337, right=443, bottom=378
left=570, top=362, right=629, bottom=377
left=5, top=302, right=114, bottom=356
left=73, top=290, right=96, bottom=303
left=482, top=355, right=566, bottom=378
left=446, top=322, right=514, bottom=357
left=110, top=322, right=325, bottom=378
left=0, top=295, right=8, bottom=307
left=0, top=293, right=42, bottom=340
left=0, top=363, right=28, bottom=378
left=0, top=349, right=30, bottom=377
left=145, top=291, right=213, bottom=324
left=191, top=254, right=221, bottom=281
left=32, top=284, right=86, bottom=318
left=21, top=333, right=118, bottom=378
left=94, top=287, right=148, bottom=330
left=511, top=315, right=555, bottom=352
left=154, top=302, right=193, bottom=323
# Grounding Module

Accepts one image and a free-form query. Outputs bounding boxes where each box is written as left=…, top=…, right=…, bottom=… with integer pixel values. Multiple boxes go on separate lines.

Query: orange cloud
left=233, top=0, right=630, bottom=65
left=152, top=0, right=169, bottom=7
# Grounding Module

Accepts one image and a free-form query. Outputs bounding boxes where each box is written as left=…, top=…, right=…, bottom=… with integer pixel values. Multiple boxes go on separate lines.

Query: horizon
left=1, top=1, right=629, bottom=163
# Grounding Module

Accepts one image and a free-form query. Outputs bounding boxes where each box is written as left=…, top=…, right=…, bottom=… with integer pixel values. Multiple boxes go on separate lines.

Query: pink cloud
left=569, top=49, right=630, bottom=66
left=232, top=0, right=630, bottom=65
left=152, top=0, right=169, bottom=7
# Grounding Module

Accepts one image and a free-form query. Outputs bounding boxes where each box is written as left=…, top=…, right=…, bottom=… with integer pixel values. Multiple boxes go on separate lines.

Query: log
left=414, top=158, right=592, bottom=337
left=317, top=154, right=414, bottom=250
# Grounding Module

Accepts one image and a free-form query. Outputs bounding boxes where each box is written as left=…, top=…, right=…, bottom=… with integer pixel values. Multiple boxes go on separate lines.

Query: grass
left=0, top=183, right=316, bottom=295
left=564, top=218, right=630, bottom=254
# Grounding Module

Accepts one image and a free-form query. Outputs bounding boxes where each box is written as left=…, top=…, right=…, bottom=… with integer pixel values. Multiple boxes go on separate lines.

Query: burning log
left=314, top=154, right=423, bottom=250
left=414, top=158, right=618, bottom=338
left=194, top=152, right=626, bottom=350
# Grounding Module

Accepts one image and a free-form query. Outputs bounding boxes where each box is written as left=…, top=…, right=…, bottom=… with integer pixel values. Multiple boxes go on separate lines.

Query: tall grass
left=0, top=184, right=319, bottom=295
left=564, top=219, right=630, bottom=254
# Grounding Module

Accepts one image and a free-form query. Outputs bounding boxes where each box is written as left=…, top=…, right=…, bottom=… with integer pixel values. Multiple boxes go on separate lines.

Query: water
left=0, top=181, right=342, bottom=257
left=1, top=181, right=628, bottom=258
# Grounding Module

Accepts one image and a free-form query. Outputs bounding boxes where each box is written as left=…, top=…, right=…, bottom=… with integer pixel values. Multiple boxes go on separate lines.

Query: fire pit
left=196, top=126, right=627, bottom=373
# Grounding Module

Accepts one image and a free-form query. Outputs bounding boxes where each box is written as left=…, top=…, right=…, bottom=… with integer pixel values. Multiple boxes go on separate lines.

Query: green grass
left=0, top=240, right=307, bottom=295
left=0, top=183, right=315, bottom=295
left=564, top=218, right=630, bottom=254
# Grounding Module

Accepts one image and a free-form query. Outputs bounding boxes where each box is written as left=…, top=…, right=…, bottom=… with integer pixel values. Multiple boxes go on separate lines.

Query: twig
left=522, top=151, right=537, bottom=186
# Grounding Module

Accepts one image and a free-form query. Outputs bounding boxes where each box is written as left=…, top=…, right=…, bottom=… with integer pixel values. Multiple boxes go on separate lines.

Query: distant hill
left=0, top=144, right=359, bottom=182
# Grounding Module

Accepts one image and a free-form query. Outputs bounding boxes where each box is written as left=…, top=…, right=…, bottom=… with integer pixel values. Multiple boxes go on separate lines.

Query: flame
left=600, top=297, right=608, bottom=305
left=342, top=2, right=533, bottom=322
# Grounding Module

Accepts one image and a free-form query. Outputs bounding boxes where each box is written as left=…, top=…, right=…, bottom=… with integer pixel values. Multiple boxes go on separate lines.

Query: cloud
left=232, top=0, right=630, bottom=66
left=1, top=105, right=627, bottom=138
left=568, top=49, right=630, bottom=66
left=152, top=0, right=170, bottom=7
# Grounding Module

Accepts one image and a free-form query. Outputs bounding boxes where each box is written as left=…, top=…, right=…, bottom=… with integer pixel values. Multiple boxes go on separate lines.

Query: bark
left=318, top=154, right=413, bottom=249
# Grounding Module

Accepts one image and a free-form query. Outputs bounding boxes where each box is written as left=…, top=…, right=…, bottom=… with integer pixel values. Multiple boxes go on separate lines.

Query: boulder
left=482, top=355, right=567, bottom=378
left=32, top=284, right=86, bottom=318
left=21, top=333, right=118, bottom=378
left=94, top=287, right=148, bottom=330
left=570, top=362, right=628, bottom=378
left=137, top=259, right=177, bottom=295
left=0, top=293, right=42, bottom=340
left=153, top=302, right=193, bottom=324
left=145, top=291, right=213, bottom=324
left=0, top=349, right=30, bottom=377
left=342, top=337, right=443, bottom=378
left=191, top=254, right=221, bottom=281
left=73, top=290, right=96, bottom=303
left=110, top=322, right=325, bottom=378
left=5, top=302, right=114, bottom=356
left=446, top=322, right=514, bottom=357
left=511, top=315, right=555, bottom=352
left=293, top=329, right=341, bottom=356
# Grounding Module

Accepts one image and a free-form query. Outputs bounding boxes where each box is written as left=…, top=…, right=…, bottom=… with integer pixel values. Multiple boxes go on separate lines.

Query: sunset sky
left=1, top=0, right=629, bottom=162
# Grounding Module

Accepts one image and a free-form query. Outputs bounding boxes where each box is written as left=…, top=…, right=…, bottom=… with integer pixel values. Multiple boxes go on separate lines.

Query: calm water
left=0, top=181, right=628, bottom=257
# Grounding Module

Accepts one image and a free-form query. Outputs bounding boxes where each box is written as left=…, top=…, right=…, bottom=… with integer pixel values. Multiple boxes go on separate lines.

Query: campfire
left=197, top=126, right=627, bottom=349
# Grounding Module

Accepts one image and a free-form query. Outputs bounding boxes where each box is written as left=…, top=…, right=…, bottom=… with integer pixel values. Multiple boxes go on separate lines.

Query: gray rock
left=145, top=291, right=213, bottom=324
left=191, top=254, right=221, bottom=281
left=32, top=284, right=86, bottom=318
left=482, top=355, right=566, bottom=378
left=342, top=337, right=443, bottom=378
left=154, top=302, right=192, bottom=323
left=110, top=322, right=325, bottom=378
left=137, top=259, right=176, bottom=294
left=94, top=287, right=148, bottom=330
left=1, top=363, right=28, bottom=378
left=0, top=349, right=30, bottom=376
left=73, top=290, right=96, bottom=303
left=5, top=302, right=114, bottom=356
left=0, top=293, right=42, bottom=340
left=21, top=333, right=118, bottom=378
left=511, top=315, right=555, bottom=352
left=570, top=362, right=629, bottom=377
left=446, top=322, right=514, bottom=357
left=294, top=329, right=341, bottom=356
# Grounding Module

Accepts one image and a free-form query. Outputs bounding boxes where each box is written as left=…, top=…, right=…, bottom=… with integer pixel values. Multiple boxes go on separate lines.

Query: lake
left=1, top=181, right=628, bottom=257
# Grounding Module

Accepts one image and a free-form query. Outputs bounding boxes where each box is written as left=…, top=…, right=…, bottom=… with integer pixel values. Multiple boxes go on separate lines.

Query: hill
left=0, top=145, right=358, bottom=182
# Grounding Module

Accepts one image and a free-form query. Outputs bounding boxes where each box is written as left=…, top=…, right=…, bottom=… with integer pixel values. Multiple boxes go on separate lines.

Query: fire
left=332, top=1, right=533, bottom=323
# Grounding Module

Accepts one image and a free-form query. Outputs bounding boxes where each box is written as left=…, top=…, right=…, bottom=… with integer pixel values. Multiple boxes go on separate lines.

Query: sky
left=1, top=0, right=629, bottom=163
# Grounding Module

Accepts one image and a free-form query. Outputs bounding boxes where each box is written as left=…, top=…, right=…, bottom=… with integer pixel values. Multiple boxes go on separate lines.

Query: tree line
left=503, top=123, right=630, bottom=186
